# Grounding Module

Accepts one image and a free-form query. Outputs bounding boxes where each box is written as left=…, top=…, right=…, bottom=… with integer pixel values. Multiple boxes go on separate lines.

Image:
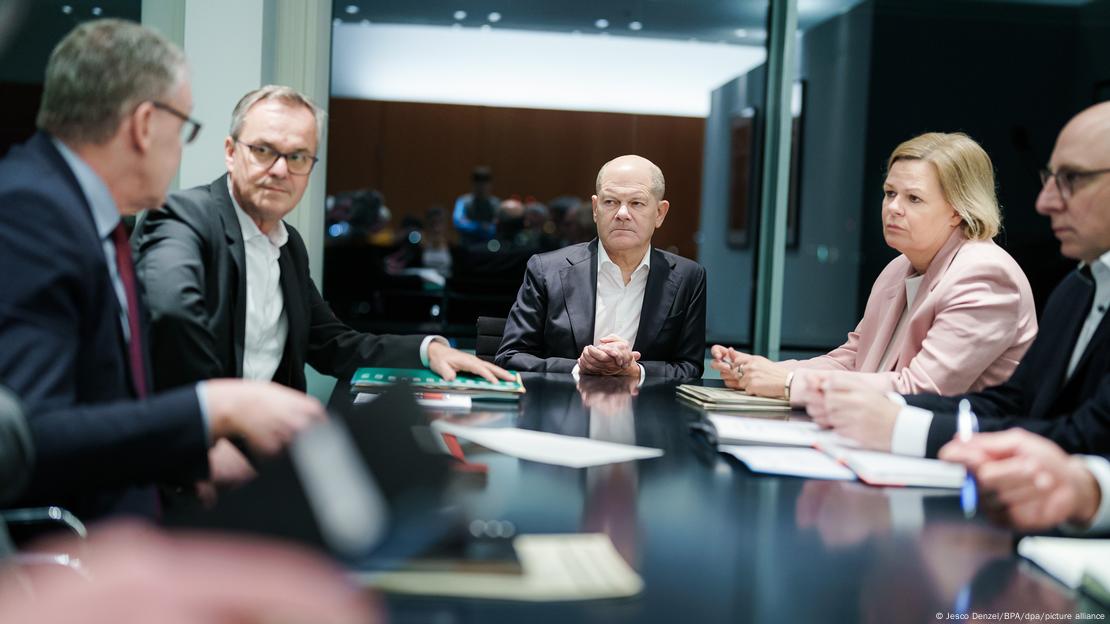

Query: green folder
left=350, top=367, right=526, bottom=395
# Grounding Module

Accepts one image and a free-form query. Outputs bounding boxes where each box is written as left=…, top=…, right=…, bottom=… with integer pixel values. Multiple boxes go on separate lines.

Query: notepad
left=820, top=446, right=966, bottom=489
left=1018, top=536, right=1110, bottom=606
left=722, top=446, right=856, bottom=481
left=357, top=533, right=644, bottom=601
left=351, top=367, right=525, bottom=396
left=677, top=384, right=792, bottom=411
left=707, top=414, right=859, bottom=448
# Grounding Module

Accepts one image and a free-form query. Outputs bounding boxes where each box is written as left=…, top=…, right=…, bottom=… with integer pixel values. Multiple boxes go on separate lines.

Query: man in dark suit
left=134, top=85, right=512, bottom=478
left=813, top=101, right=1110, bottom=459
left=0, top=20, right=327, bottom=520
left=496, top=155, right=706, bottom=379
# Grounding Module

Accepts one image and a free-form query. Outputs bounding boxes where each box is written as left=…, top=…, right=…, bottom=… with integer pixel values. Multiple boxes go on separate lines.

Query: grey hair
left=229, top=85, right=326, bottom=145
left=37, top=19, right=186, bottom=145
left=595, top=155, right=666, bottom=200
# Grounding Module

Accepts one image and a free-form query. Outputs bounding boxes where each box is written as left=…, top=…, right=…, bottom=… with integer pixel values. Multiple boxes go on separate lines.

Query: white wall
left=332, top=23, right=765, bottom=118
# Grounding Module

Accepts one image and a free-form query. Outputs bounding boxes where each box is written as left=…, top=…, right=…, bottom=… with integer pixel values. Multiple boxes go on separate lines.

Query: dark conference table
left=329, top=373, right=1109, bottom=624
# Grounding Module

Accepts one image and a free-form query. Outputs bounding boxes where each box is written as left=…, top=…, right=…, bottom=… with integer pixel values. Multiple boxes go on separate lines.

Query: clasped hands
left=577, top=334, right=641, bottom=378
left=708, top=345, right=790, bottom=399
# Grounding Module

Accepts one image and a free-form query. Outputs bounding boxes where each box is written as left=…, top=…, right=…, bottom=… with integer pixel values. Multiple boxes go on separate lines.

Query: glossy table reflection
left=330, top=373, right=1109, bottom=624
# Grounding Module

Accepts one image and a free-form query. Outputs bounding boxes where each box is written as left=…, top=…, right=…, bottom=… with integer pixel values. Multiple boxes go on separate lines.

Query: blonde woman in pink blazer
left=711, top=132, right=1038, bottom=408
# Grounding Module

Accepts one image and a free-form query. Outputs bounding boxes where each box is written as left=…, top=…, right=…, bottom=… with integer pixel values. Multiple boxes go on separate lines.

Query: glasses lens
left=287, top=154, right=316, bottom=175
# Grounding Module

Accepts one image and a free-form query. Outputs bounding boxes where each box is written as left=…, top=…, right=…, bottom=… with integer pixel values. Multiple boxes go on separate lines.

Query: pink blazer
left=786, top=229, right=1037, bottom=407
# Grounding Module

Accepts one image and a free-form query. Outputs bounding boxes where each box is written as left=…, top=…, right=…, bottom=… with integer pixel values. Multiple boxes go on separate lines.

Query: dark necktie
left=111, top=222, right=148, bottom=398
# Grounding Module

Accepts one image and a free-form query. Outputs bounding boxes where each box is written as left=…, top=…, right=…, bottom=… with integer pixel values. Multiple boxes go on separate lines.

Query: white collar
left=597, top=242, right=651, bottom=276
left=227, top=177, right=288, bottom=248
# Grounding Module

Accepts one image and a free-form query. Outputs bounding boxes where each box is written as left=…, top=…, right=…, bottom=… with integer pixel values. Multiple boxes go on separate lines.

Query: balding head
left=596, top=155, right=666, bottom=201
left=1035, top=102, right=1110, bottom=262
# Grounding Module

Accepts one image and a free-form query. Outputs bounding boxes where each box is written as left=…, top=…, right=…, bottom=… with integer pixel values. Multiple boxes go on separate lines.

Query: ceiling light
left=360, top=19, right=371, bottom=26
left=332, top=17, right=341, bottom=25
left=61, top=4, right=72, bottom=14
left=487, top=11, right=501, bottom=23
left=629, top=21, right=642, bottom=31
left=451, top=23, right=462, bottom=29
left=734, top=28, right=748, bottom=37
left=345, top=5, right=359, bottom=15
left=453, top=10, right=467, bottom=20
left=91, top=6, right=102, bottom=15
left=480, top=24, right=491, bottom=31
left=594, top=18, right=609, bottom=29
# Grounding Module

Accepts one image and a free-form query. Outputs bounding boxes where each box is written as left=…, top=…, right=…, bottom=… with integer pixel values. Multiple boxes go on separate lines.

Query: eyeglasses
left=234, top=140, right=319, bottom=176
left=150, top=101, right=202, bottom=144
left=1039, top=167, right=1110, bottom=200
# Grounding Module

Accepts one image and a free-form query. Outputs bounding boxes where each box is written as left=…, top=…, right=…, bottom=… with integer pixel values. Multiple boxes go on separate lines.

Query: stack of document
left=1018, top=537, right=1110, bottom=606
left=710, top=414, right=966, bottom=488
left=677, top=384, right=790, bottom=411
left=431, top=420, right=663, bottom=468
left=351, top=367, right=525, bottom=401
left=358, top=533, right=643, bottom=601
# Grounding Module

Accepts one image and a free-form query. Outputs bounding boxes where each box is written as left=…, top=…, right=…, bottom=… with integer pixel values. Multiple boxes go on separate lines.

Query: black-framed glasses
left=234, top=140, right=319, bottom=176
left=1039, top=167, right=1110, bottom=200
left=150, top=101, right=202, bottom=145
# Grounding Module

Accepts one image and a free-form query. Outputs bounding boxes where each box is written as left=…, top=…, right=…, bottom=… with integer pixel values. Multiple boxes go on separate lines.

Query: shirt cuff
left=420, top=335, right=449, bottom=368
left=195, top=381, right=212, bottom=444
left=1063, top=455, right=1110, bottom=535
left=636, top=363, right=646, bottom=387
left=890, top=404, right=933, bottom=457
left=571, top=364, right=580, bottom=380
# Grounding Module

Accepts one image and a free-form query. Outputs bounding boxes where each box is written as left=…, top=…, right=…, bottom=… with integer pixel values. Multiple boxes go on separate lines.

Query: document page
left=722, top=445, right=856, bottom=481
left=432, top=421, right=663, bottom=468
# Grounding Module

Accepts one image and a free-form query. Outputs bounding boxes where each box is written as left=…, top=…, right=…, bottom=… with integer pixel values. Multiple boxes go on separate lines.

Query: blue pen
left=957, top=399, right=979, bottom=518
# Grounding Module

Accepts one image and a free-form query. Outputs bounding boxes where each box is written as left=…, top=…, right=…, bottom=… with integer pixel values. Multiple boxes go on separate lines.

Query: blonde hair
left=887, top=132, right=1000, bottom=240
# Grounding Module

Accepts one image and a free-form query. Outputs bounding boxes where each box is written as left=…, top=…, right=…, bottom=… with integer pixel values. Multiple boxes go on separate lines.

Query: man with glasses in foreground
left=807, top=102, right=1110, bottom=479
left=135, top=86, right=511, bottom=488
left=0, top=21, right=332, bottom=520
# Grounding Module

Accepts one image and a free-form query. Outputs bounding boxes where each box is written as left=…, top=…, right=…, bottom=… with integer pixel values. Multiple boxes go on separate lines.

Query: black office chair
left=475, top=317, right=507, bottom=363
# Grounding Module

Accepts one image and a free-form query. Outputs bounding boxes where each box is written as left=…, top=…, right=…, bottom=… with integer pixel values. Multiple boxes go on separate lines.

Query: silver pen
left=957, top=399, right=979, bottom=518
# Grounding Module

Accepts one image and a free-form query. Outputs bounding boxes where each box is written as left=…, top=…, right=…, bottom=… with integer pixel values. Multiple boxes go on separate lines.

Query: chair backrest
left=475, top=316, right=508, bottom=363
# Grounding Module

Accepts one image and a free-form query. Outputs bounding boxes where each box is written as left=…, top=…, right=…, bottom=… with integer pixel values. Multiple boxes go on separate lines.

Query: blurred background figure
left=453, top=166, right=498, bottom=245
left=325, top=188, right=392, bottom=246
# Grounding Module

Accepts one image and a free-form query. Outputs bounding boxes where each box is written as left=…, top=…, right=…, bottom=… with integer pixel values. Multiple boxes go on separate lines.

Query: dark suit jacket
left=134, top=175, right=424, bottom=392
left=906, top=269, right=1110, bottom=457
left=0, top=133, right=206, bottom=519
left=495, top=240, right=706, bottom=378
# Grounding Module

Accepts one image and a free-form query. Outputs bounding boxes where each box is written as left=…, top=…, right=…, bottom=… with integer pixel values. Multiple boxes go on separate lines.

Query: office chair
left=475, top=316, right=507, bottom=363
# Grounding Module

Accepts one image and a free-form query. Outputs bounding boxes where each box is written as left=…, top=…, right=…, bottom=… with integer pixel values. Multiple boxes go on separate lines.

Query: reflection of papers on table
left=708, top=414, right=859, bottom=448
left=722, top=446, right=856, bottom=481
left=432, top=420, right=663, bottom=468
left=1018, top=536, right=1110, bottom=606
left=359, top=533, right=644, bottom=601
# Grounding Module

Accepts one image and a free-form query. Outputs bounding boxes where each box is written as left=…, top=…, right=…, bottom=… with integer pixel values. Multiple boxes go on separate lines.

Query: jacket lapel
left=892, top=230, right=967, bottom=368
left=858, top=272, right=910, bottom=372
left=1057, top=271, right=1101, bottom=394
left=215, top=175, right=248, bottom=377
left=560, top=240, right=598, bottom=354
left=633, top=248, right=677, bottom=354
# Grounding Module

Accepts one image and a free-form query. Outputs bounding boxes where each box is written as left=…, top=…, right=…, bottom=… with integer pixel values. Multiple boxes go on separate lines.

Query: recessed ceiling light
left=571, top=29, right=581, bottom=36
left=360, top=19, right=371, bottom=26
left=629, top=21, right=642, bottom=31
left=480, top=24, right=491, bottom=31
left=453, top=10, right=467, bottom=20
left=91, top=6, right=102, bottom=15
left=594, top=18, right=609, bottom=29
left=451, top=22, right=463, bottom=29
left=61, top=4, right=72, bottom=14
left=332, top=17, right=341, bottom=25
left=599, top=31, right=610, bottom=37
left=345, top=4, right=359, bottom=15
left=734, top=28, right=748, bottom=37
left=487, top=11, right=501, bottom=23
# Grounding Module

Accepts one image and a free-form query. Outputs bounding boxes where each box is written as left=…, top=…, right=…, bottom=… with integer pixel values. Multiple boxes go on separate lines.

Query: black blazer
left=134, top=175, right=425, bottom=392
left=0, top=133, right=206, bottom=519
left=907, top=269, right=1110, bottom=457
left=495, top=240, right=706, bottom=378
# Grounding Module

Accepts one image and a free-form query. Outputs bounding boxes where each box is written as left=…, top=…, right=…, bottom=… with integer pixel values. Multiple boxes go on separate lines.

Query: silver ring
left=733, top=362, right=744, bottom=378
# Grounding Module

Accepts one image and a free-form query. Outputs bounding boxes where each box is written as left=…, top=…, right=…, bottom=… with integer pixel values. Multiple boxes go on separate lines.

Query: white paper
left=829, top=447, right=965, bottom=489
left=707, top=414, right=858, bottom=448
left=355, top=392, right=472, bottom=409
left=358, top=533, right=643, bottom=601
left=431, top=421, right=663, bottom=468
left=722, top=445, right=856, bottom=481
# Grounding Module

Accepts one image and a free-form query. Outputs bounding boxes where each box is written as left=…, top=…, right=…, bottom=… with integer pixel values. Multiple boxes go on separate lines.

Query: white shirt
left=229, top=182, right=289, bottom=382
left=890, top=252, right=1110, bottom=457
left=572, top=244, right=650, bottom=381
